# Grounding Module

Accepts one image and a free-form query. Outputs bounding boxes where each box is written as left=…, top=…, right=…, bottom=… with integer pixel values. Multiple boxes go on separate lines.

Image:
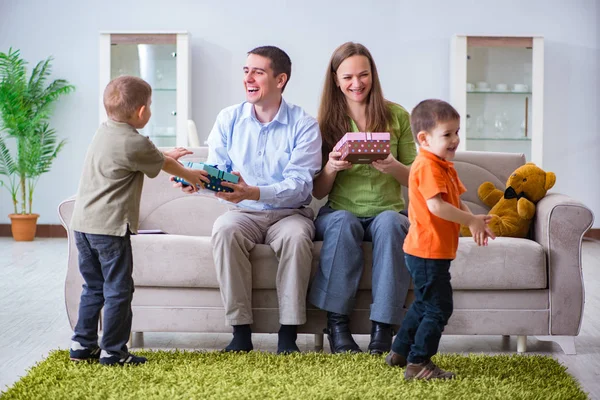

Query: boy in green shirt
left=69, top=76, right=207, bottom=365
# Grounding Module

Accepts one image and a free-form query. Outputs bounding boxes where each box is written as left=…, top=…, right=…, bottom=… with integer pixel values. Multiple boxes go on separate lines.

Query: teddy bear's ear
left=545, top=172, right=556, bottom=191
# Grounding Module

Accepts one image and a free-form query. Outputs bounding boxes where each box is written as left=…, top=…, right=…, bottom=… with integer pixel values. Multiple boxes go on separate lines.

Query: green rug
left=1, top=351, right=587, bottom=399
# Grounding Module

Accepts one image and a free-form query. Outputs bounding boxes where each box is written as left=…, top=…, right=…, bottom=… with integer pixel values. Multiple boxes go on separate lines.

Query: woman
left=308, top=42, right=416, bottom=354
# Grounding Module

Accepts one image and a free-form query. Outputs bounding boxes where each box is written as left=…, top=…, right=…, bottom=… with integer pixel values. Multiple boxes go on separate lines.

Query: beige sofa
left=59, top=148, right=593, bottom=354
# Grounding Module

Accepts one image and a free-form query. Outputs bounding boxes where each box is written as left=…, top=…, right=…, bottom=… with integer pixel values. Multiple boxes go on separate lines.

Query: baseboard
left=584, top=228, right=600, bottom=241
left=0, top=224, right=67, bottom=238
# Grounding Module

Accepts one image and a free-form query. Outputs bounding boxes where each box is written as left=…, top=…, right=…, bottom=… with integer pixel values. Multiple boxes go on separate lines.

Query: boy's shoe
left=404, top=360, right=455, bottom=380
left=385, top=350, right=407, bottom=367
left=99, top=351, right=147, bottom=366
left=69, top=342, right=101, bottom=361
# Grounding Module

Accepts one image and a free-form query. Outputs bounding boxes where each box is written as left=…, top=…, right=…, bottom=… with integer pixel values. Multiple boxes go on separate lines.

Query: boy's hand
left=372, top=154, right=400, bottom=174
left=468, top=214, right=496, bottom=246
left=216, top=172, right=260, bottom=203
left=169, top=169, right=210, bottom=193
left=163, top=147, right=193, bottom=161
left=324, top=151, right=352, bottom=173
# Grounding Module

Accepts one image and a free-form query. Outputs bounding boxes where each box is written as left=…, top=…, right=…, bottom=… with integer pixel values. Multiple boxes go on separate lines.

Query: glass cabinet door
left=451, top=36, right=544, bottom=166
left=99, top=33, right=191, bottom=147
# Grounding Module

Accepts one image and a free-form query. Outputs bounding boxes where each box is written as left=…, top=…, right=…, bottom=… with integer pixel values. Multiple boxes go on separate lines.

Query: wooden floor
left=1, top=238, right=599, bottom=398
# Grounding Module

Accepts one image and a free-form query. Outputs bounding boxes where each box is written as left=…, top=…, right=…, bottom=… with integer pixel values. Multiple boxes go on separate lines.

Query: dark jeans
left=71, top=231, right=134, bottom=358
left=391, top=254, right=453, bottom=364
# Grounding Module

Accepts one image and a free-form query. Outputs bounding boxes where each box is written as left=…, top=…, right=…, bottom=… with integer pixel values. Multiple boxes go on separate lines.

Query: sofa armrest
left=533, top=193, right=594, bottom=335
left=57, top=196, right=80, bottom=329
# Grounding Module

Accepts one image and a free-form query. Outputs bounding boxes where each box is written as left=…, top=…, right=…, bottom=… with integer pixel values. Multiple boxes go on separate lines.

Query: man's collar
left=241, top=98, right=289, bottom=125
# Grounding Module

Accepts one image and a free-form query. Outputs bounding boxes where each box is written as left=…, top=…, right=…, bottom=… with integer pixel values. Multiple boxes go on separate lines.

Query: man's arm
left=206, top=109, right=233, bottom=171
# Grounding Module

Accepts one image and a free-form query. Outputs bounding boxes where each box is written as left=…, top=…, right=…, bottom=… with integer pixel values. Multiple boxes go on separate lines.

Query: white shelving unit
left=450, top=35, right=544, bottom=166
left=99, top=31, right=191, bottom=146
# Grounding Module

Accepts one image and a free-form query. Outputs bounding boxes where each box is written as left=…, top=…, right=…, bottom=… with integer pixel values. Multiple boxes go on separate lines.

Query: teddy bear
left=461, top=163, right=556, bottom=238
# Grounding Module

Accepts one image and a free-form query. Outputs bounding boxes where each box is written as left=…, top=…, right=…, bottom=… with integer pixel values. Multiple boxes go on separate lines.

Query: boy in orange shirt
left=385, top=99, right=495, bottom=379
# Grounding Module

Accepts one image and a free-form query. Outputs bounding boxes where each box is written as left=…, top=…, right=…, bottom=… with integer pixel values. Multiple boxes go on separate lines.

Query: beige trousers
left=211, top=207, right=315, bottom=326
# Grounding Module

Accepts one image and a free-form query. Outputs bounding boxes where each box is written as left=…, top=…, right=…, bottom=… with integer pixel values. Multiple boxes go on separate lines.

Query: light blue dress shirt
left=206, top=99, right=322, bottom=210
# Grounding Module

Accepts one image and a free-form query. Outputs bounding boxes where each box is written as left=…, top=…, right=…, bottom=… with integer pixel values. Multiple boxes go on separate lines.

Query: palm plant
left=0, top=48, right=74, bottom=215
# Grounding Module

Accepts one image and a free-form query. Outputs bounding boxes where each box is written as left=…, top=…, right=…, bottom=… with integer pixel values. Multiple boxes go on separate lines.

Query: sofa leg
left=314, top=333, right=324, bottom=351
left=517, top=335, right=527, bottom=353
left=535, top=335, right=576, bottom=355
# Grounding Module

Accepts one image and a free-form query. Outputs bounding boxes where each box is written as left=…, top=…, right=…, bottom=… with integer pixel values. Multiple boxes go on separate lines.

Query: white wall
left=0, top=0, right=598, bottom=226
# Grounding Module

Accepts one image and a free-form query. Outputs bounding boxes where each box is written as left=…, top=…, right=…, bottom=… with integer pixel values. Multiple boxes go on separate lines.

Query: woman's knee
left=373, top=210, right=409, bottom=236
left=316, top=210, right=362, bottom=236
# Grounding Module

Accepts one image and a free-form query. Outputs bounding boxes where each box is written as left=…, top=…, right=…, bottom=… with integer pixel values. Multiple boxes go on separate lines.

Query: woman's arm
left=312, top=151, right=352, bottom=199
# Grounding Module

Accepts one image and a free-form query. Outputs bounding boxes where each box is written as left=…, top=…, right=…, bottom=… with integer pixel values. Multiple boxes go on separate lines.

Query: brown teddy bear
left=461, top=163, right=556, bottom=238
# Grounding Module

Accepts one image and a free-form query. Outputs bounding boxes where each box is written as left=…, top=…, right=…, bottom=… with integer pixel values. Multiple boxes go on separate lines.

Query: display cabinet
left=450, top=35, right=544, bottom=166
left=99, top=32, right=191, bottom=146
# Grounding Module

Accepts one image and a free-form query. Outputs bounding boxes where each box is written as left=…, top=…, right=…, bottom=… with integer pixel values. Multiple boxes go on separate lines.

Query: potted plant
left=0, top=48, right=74, bottom=241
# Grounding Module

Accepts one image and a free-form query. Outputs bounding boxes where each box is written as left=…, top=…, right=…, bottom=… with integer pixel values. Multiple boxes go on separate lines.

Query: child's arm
left=162, top=156, right=209, bottom=190
left=427, top=195, right=495, bottom=245
left=162, top=147, right=193, bottom=160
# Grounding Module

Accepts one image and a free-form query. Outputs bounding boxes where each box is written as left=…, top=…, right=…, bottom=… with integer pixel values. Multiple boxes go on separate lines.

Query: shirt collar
left=106, top=119, right=138, bottom=133
left=418, top=148, right=454, bottom=169
left=241, top=98, right=289, bottom=126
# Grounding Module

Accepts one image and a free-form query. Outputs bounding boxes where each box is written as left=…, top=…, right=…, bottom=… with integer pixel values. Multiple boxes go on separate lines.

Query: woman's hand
left=324, top=151, right=352, bottom=174
left=372, top=154, right=401, bottom=175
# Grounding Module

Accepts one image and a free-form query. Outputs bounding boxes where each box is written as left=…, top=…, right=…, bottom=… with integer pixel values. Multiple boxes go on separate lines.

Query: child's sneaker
left=385, top=350, right=407, bottom=367
left=404, top=360, right=455, bottom=380
left=69, top=341, right=101, bottom=361
left=99, top=350, right=147, bottom=366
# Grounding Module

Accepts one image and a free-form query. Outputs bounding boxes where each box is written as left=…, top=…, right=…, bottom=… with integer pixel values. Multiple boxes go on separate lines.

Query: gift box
left=174, top=162, right=239, bottom=193
left=333, top=132, right=391, bottom=164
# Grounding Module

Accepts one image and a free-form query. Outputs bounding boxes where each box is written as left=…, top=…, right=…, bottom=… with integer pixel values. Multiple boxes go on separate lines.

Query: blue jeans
left=71, top=231, right=134, bottom=358
left=392, top=254, right=453, bottom=364
left=308, top=205, right=411, bottom=324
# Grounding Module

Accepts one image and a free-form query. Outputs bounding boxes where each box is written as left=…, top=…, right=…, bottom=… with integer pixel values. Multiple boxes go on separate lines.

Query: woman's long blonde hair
left=318, top=42, right=391, bottom=157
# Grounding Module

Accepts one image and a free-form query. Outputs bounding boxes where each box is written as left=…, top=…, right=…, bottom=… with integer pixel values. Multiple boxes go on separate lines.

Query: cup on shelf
left=496, top=83, right=508, bottom=92
left=476, top=81, right=490, bottom=90
left=466, top=82, right=475, bottom=91
left=513, top=83, right=529, bottom=92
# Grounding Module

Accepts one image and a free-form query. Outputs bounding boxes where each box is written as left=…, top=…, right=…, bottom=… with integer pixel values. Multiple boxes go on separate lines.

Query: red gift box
left=333, top=132, right=391, bottom=164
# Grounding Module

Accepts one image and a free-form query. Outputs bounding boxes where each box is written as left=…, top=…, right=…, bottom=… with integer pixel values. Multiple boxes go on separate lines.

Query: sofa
left=59, top=148, right=594, bottom=354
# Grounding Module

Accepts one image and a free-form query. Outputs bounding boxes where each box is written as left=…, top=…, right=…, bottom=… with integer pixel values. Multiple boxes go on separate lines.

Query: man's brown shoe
left=385, top=351, right=407, bottom=367
left=404, top=360, right=455, bottom=380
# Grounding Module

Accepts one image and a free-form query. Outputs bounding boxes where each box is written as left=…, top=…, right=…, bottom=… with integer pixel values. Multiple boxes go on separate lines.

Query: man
left=184, top=46, right=321, bottom=354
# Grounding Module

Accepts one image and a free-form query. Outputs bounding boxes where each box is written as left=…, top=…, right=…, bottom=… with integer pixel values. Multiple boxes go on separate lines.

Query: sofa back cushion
left=453, top=151, right=526, bottom=215
left=139, top=147, right=229, bottom=236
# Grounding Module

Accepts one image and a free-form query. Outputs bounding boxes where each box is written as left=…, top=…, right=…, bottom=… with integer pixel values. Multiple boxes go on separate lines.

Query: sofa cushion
left=132, top=235, right=546, bottom=291
left=452, top=237, right=546, bottom=289
left=132, top=234, right=218, bottom=287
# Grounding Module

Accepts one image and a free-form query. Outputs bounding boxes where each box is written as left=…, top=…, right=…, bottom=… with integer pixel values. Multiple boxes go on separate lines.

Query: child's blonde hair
left=103, top=76, right=152, bottom=121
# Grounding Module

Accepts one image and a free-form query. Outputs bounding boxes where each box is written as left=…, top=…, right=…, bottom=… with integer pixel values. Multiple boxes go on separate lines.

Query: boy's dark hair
left=103, top=76, right=152, bottom=121
left=248, top=46, right=292, bottom=92
left=410, top=99, right=460, bottom=142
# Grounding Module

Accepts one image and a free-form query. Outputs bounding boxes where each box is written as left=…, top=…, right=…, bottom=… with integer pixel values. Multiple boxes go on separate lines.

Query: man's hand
left=469, top=214, right=496, bottom=246
left=216, top=172, right=260, bottom=203
left=372, top=153, right=400, bottom=174
left=324, top=151, right=352, bottom=173
left=163, top=147, right=193, bottom=161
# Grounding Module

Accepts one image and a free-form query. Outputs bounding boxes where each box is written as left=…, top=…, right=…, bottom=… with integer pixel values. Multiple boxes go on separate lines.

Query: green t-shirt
left=70, top=120, right=165, bottom=236
left=328, top=103, right=417, bottom=217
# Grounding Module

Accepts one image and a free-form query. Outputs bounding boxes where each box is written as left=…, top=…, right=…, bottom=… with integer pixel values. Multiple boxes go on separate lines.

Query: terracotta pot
left=9, top=213, right=39, bottom=241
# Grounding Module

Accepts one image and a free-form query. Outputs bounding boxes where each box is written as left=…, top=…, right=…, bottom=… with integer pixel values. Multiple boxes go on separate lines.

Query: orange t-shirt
left=403, top=149, right=467, bottom=260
